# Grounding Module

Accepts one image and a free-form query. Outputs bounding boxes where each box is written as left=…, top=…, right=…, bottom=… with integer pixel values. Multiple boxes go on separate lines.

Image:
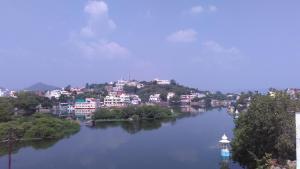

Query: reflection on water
left=93, top=119, right=177, bottom=134
left=55, top=108, right=96, bottom=120
left=0, top=108, right=242, bottom=169
left=0, top=139, right=59, bottom=157
left=179, top=105, right=206, bottom=113
left=74, top=109, right=95, bottom=116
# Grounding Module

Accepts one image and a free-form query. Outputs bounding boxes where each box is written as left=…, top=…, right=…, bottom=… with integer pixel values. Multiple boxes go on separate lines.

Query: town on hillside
left=0, top=79, right=237, bottom=118
left=2, top=79, right=300, bottom=120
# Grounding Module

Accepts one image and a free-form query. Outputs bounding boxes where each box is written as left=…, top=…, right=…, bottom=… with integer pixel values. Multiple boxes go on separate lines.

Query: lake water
left=0, top=108, right=242, bottom=169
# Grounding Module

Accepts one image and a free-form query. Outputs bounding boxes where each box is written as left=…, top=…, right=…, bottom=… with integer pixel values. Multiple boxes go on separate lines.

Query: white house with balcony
left=104, top=94, right=131, bottom=107
left=149, top=94, right=161, bottom=103
left=74, top=98, right=99, bottom=109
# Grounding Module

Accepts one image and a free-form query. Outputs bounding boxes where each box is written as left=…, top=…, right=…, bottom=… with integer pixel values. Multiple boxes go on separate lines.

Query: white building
left=74, top=98, right=99, bottom=109
left=180, top=94, right=197, bottom=104
left=45, top=90, right=62, bottom=99
left=104, top=95, right=122, bottom=107
left=120, top=94, right=131, bottom=104
left=0, top=90, right=4, bottom=97
left=9, top=91, right=17, bottom=98
left=104, top=94, right=131, bottom=107
left=0, top=88, right=10, bottom=97
left=149, top=94, right=161, bottom=103
left=137, top=83, right=144, bottom=89
left=61, top=90, right=71, bottom=96
left=167, top=92, right=175, bottom=101
left=130, top=95, right=141, bottom=105
left=126, top=81, right=139, bottom=87
left=154, top=79, right=171, bottom=85
left=116, top=80, right=128, bottom=87
left=192, top=92, right=206, bottom=98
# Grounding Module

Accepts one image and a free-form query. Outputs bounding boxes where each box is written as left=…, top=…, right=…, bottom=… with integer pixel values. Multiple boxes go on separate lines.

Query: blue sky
left=0, top=0, right=299, bottom=91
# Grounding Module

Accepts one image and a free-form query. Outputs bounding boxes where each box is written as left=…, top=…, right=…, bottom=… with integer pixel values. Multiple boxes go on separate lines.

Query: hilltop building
left=154, top=79, right=171, bottom=85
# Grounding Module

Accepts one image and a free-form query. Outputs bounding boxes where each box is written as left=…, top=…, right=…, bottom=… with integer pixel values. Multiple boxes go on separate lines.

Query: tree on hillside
left=160, top=93, right=168, bottom=102
left=0, top=98, right=14, bottom=122
left=231, top=93, right=296, bottom=168
left=123, top=85, right=138, bottom=94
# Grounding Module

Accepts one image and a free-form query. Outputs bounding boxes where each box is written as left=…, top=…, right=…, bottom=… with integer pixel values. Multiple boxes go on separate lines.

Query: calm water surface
left=0, top=109, right=242, bottom=169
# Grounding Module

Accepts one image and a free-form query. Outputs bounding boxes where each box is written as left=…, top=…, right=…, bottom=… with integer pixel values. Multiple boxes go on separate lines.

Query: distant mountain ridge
left=24, top=82, right=60, bottom=92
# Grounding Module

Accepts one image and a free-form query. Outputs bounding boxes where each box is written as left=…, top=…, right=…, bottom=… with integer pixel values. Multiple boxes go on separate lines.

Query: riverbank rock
left=269, top=160, right=296, bottom=169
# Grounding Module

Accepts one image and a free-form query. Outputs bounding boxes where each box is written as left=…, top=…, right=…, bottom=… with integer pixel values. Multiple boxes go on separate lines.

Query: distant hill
left=24, top=82, right=60, bottom=92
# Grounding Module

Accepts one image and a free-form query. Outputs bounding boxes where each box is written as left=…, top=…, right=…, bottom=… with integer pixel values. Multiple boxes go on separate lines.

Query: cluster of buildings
left=63, top=79, right=174, bottom=111
left=103, top=94, right=141, bottom=107
left=180, top=92, right=206, bottom=104
left=286, top=88, right=300, bottom=100
left=0, top=88, right=16, bottom=98
left=45, top=87, right=84, bottom=99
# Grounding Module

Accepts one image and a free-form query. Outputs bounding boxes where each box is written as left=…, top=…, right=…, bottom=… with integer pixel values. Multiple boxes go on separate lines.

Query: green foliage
left=123, top=85, right=138, bottom=94
left=58, top=94, right=72, bottom=103
left=0, top=114, right=79, bottom=140
left=209, top=91, right=227, bottom=100
left=169, top=95, right=181, bottom=105
left=159, top=93, right=168, bottom=102
left=231, top=93, right=296, bottom=168
left=93, top=105, right=173, bottom=120
left=135, top=83, right=198, bottom=102
left=0, top=98, right=14, bottom=122
left=14, top=92, right=41, bottom=115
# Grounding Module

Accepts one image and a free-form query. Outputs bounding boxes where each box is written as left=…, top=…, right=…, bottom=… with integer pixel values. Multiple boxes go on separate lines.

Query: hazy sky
left=0, top=0, right=299, bottom=91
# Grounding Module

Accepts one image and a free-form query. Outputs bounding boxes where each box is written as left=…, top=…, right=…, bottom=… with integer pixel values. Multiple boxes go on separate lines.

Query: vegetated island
left=0, top=92, right=80, bottom=143
left=92, top=105, right=175, bottom=122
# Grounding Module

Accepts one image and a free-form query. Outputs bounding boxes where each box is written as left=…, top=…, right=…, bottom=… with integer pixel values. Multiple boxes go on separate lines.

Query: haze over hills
left=24, top=82, right=60, bottom=92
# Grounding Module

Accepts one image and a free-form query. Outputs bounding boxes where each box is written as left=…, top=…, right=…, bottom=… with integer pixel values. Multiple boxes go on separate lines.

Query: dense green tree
left=136, top=83, right=197, bottom=102
left=231, top=93, right=296, bottom=168
left=0, top=114, right=79, bottom=140
left=0, top=98, right=14, bottom=122
left=170, top=79, right=177, bottom=85
left=169, top=95, right=181, bottom=105
left=58, top=94, right=72, bottom=103
left=93, top=105, right=173, bottom=120
left=123, top=85, right=138, bottom=94
left=14, top=92, right=41, bottom=115
left=159, top=93, right=168, bottom=102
